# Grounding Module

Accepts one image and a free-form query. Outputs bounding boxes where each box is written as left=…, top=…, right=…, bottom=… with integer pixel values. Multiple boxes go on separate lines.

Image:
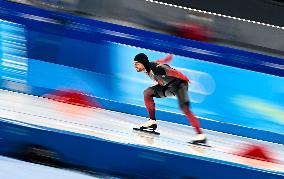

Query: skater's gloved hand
left=156, top=80, right=164, bottom=86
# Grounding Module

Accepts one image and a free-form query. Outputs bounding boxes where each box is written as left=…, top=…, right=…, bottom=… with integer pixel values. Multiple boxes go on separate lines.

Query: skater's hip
left=152, top=79, right=188, bottom=98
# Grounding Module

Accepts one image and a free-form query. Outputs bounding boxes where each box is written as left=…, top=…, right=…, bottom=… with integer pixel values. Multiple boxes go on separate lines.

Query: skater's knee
left=144, top=88, right=154, bottom=97
left=179, top=101, right=190, bottom=111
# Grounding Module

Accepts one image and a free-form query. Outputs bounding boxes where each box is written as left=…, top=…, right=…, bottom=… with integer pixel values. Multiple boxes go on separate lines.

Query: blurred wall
left=160, top=0, right=284, bottom=27
left=0, top=1, right=283, bottom=136
left=9, top=0, right=284, bottom=58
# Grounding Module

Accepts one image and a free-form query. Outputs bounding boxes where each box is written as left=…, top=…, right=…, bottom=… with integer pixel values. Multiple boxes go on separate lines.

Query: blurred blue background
left=0, top=1, right=284, bottom=178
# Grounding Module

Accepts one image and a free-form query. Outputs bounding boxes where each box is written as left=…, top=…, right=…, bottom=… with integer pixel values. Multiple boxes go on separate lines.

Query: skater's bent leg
left=181, top=102, right=202, bottom=134
left=176, top=82, right=202, bottom=134
left=144, top=87, right=156, bottom=120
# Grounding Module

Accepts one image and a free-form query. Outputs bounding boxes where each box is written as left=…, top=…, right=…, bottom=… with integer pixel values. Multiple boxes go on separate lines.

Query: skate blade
left=133, top=128, right=160, bottom=135
left=188, top=141, right=211, bottom=148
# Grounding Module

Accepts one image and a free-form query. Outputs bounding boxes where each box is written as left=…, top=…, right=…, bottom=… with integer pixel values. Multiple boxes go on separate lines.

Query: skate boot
left=139, top=119, right=157, bottom=131
left=133, top=119, right=160, bottom=135
left=189, top=134, right=210, bottom=147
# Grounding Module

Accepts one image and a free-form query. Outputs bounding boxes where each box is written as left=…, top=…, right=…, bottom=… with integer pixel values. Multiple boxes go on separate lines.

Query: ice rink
left=0, top=89, right=283, bottom=174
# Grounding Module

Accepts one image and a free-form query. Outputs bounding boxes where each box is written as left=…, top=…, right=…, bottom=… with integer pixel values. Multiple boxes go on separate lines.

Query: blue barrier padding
left=1, top=118, right=283, bottom=179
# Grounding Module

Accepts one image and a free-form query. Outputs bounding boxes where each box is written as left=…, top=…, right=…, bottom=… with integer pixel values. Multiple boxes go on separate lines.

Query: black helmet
left=134, top=53, right=150, bottom=72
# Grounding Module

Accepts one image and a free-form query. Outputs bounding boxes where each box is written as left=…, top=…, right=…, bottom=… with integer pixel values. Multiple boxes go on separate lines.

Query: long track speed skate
left=133, top=119, right=160, bottom=135
left=188, top=134, right=211, bottom=147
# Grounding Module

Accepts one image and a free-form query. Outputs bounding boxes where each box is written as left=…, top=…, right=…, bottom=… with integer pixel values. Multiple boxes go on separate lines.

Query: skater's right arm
left=154, top=54, right=173, bottom=64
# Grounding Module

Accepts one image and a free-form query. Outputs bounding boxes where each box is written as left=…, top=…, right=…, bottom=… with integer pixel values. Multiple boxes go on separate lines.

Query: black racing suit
left=145, top=62, right=189, bottom=108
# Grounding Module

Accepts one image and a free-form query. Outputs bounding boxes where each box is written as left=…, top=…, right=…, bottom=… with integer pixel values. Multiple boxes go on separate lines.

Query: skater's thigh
left=148, top=84, right=168, bottom=98
left=175, top=82, right=190, bottom=108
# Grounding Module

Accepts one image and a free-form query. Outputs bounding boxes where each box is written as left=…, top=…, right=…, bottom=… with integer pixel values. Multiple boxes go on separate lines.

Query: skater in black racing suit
left=134, top=53, right=207, bottom=144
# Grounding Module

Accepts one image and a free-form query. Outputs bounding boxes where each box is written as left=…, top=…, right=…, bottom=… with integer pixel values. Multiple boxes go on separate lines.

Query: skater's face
left=134, top=62, right=145, bottom=72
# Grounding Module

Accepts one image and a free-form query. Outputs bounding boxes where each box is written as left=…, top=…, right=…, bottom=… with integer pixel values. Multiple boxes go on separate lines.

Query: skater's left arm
left=165, top=68, right=190, bottom=83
